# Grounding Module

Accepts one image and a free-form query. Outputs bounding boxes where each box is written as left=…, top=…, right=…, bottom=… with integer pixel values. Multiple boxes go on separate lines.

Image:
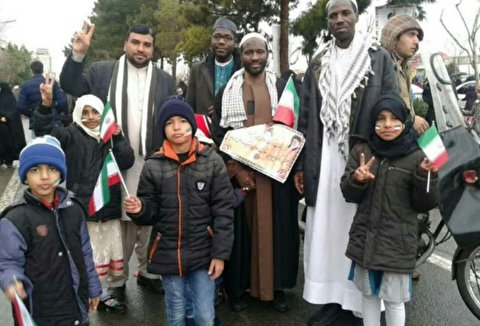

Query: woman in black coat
left=0, top=82, right=26, bottom=167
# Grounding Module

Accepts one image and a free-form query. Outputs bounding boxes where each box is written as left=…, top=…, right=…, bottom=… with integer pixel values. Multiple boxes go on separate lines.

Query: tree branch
left=440, top=10, right=470, bottom=54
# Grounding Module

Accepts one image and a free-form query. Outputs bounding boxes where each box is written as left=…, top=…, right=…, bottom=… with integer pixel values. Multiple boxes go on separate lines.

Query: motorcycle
left=418, top=50, right=480, bottom=319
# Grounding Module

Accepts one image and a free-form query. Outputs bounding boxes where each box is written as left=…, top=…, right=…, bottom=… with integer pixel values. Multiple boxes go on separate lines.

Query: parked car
left=457, top=80, right=476, bottom=110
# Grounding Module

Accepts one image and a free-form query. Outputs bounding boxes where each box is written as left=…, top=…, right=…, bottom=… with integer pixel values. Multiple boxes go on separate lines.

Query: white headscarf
left=72, top=94, right=105, bottom=141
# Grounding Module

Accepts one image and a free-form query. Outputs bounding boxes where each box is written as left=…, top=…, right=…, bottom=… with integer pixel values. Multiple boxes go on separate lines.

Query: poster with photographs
left=220, top=124, right=305, bottom=183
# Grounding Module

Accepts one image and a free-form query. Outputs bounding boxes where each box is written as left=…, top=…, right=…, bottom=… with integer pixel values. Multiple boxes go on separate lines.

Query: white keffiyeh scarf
left=220, top=68, right=278, bottom=129
left=108, top=54, right=155, bottom=156
left=319, top=31, right=374, bottom=159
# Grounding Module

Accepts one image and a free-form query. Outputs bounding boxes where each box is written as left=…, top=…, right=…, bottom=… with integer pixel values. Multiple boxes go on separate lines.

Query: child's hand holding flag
left=417, top=122, right=448, bottom=192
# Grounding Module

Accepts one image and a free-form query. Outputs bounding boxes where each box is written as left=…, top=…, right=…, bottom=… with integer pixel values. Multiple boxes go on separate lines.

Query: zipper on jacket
left=388, top=166, right=413, bottom=175
left=148, top=232, right=162, bottom=263
left=176, top=166, right=184, bottom=277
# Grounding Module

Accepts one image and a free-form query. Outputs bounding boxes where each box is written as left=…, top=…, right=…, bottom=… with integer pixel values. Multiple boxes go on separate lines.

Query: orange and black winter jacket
left=128, top=139, right=234, bottom=276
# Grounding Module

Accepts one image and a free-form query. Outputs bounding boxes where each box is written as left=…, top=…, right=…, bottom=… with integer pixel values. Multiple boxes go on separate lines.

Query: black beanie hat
left=158, top=97, right=197, bottom=139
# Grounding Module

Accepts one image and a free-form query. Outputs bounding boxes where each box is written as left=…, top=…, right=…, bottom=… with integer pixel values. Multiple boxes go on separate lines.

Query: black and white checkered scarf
left=319, top=31, right=374, bottom=159
left=220, top=68, right=278, bottom=130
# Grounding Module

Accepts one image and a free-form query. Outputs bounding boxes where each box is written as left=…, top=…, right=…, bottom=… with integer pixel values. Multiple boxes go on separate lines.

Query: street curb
left=0, top=167, right=22, bottom=212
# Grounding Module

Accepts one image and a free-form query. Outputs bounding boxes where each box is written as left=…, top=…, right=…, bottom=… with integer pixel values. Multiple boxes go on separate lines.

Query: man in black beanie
left=187, top=17, right=242, bottom=117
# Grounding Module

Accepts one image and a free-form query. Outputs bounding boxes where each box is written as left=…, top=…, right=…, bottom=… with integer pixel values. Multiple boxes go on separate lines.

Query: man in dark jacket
left=294, top=0, right=397, bottom=325
left=212, top=32, right=300, bottom=313
left=60, top=22, right=175, bottom=300
left=186, top=17, right=242, bottom=117
left=17, top=61, right=68, bottom=138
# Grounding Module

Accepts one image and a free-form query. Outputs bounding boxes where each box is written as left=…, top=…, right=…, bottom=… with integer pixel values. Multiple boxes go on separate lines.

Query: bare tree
left=440, top=0, right=480, bottom=86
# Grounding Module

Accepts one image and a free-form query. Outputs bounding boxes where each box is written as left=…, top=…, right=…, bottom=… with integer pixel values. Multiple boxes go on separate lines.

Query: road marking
left=0, top=168, right=21, bottom=212
left=427, top=253, right=452, bottom=272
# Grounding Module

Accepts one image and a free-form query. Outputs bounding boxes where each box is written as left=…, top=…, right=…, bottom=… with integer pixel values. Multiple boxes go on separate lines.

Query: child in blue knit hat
left=33, top=76, right=134, bottom=313
left=0, top=135, right=102, bottom=326
left=124, top=97, right=234, bottom=326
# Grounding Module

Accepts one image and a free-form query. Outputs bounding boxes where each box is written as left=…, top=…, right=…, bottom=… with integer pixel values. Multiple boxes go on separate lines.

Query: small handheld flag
left=417, top=122, right=449, bottom=169
left=12, top=292, right=36, bottom=326
left=272, top=76, right=300, bottom=129
left=99, top=102, right=118, bottom=143
left=88, top=152, right=122, bottom=216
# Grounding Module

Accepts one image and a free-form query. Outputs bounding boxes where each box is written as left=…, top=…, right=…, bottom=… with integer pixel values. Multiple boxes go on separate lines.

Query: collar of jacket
left=23, top=187, right=75, bottom=209
left=205, top=50, right=242, bottom=79
left=153, top=138, right=207, bottom=164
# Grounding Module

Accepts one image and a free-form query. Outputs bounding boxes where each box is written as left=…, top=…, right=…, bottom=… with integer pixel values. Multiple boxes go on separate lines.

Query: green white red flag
left=99, top=102, right=118, bottom=143
left=417, top=123, right=449, bottom=169
left=273, top=76, right=300, bottom=129
left=88, top=152, right=121, bottom=216
left=12, top=292, right=36, bottom=326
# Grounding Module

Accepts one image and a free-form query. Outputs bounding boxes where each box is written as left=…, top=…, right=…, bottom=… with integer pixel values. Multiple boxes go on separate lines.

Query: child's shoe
left=98, top=295, right=127, bottom=314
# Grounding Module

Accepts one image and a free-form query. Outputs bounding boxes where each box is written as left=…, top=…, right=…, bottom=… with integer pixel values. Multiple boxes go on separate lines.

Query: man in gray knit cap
left=381, top=14, right=428, bottom=135
left=187, top=17, right=242, bottom=116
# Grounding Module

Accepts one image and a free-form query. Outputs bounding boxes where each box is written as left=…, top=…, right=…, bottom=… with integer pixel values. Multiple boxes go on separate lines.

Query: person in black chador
left=0, top=82, right=26, bottom=167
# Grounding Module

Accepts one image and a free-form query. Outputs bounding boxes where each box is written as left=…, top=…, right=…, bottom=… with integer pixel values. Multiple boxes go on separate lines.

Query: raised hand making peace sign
left=72, top=21, right=96, bottom=56
left=39, top=74, right=55, bottom=107
left=353, top=153, right=376, bottom=183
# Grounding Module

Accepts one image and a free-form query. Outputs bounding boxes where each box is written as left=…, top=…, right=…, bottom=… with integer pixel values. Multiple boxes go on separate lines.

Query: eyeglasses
left=212, top=34, right=234, bottom=42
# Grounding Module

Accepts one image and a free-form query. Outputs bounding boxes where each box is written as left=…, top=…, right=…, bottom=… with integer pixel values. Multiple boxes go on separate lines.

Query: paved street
left=0, top=167, right=479, bottom=325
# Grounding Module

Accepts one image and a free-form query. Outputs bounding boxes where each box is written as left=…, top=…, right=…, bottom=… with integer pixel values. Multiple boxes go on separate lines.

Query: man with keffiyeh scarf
left=212, top=32, right=300, bottom=314
left=60, top=22, right=176, bottom=302
left=294, top=0, right=398, bottom=325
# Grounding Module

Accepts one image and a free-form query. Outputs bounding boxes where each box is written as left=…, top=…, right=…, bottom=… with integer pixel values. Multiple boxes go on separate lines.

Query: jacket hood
left=380, top=14, right=423, bottom=54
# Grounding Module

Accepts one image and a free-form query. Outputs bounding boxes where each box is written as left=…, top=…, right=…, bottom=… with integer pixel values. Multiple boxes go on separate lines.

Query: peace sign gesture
left=353, top=153, right=376, bottom=183
left=72, top=21, right=96, bottom=56
left=39, top=74, right=55, bottom=107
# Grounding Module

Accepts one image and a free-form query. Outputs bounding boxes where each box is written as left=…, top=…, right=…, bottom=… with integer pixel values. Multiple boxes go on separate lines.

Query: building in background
left=33, top=48, right=52, bottom=75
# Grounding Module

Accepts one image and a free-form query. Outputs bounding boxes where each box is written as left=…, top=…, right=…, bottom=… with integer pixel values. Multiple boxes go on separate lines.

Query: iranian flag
left=88, top=152, right=121, bottom=216
left=99, top=102, right=118, bottom=143
left=273, top=76, right=300, bottom=129
left=12, top=292, right=36, bottom=326
left=418, top=123, right=449, bottom=169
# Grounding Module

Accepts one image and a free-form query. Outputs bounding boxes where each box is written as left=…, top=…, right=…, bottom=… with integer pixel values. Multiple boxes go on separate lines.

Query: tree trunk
left=172, top=58, right=177, bottom=81
left=280, top=0, right=290, bottom=73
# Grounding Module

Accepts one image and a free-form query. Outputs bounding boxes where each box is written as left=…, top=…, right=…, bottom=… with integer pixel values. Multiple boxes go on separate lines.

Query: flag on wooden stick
left=417, top=122, right=449, bottom=169
left=272, top=76, right=300, bottom=129
left=99, top=102, right=118, bottom=143
left=12, top=292, right=36, bottom=326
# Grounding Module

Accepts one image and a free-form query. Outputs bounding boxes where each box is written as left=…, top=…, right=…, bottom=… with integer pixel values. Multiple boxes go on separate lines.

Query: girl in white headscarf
left=33, top=87, right=135, bottom=314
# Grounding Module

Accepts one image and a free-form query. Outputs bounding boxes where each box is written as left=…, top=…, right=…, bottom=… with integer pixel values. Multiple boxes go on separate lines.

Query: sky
left=0, top=0, right=479, bottom=76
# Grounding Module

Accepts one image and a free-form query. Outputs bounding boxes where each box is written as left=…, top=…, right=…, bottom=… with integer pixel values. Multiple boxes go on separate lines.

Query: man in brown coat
left=186, top=17, right=242, bottom=117
left=381, top=14, right=429, bottom=135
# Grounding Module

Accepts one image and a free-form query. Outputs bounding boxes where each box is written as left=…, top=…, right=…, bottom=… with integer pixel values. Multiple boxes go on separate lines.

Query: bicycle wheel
left=455, top=245, right=480, bottom=319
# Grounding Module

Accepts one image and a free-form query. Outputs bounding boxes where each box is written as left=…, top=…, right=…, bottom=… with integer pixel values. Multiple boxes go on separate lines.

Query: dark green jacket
left=341, top=142, right=439, bottom=273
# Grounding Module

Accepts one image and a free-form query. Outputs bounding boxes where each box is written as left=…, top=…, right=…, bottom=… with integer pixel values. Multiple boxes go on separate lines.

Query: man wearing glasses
left=187, top=17, right=242, bottom=117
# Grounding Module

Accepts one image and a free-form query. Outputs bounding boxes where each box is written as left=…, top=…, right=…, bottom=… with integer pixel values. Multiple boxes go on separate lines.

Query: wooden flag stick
left=426, top=170, right=431, bottom=193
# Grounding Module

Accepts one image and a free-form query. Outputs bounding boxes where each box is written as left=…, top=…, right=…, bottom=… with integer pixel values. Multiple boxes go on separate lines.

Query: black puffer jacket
left=340, top=142, right=439, bottom=273
left=33, top=106, right=135, bottom=222
left=128, top=139, right=234, bottom=276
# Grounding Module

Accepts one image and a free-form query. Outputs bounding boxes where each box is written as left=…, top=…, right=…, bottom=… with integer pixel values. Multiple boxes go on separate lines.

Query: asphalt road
left=0, top=167, right=479, bottom=325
